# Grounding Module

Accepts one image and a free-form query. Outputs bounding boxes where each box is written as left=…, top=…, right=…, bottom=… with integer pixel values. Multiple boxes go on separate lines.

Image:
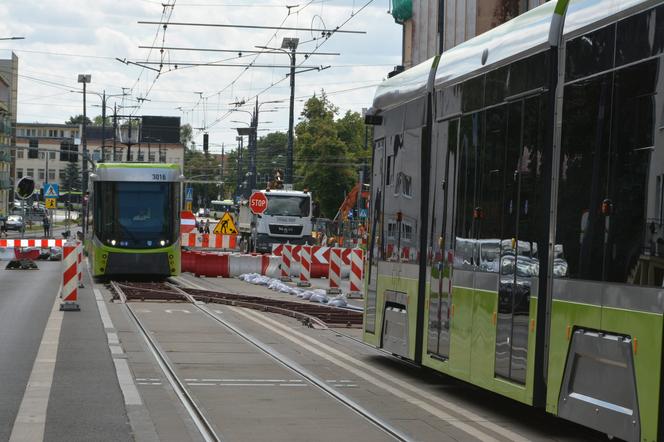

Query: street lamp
left=257, top=38, right=298, bottom=185
left=77, top=74, right=91, bottom=238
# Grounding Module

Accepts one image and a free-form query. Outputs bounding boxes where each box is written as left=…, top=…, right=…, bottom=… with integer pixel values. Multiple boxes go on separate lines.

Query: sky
left=0, top=0, right=402, bottom=153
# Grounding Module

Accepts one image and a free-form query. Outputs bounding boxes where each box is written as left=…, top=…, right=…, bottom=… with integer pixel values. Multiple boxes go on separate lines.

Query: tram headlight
left=160, top=240, right=166, bottom=246
left=110, top=239, right=116, bottom=246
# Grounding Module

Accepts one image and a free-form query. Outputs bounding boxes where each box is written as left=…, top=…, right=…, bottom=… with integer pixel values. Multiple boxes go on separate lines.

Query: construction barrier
left=280, top=244, right=292, bottom=281
left=60, top=241, right=80, bottom=311
left=180, top=233, right=238, bottom=250
left=328, top=247, right=342, bottom=293
left=183, top=250, right=282, bottom=279
left=298, top=245, right=312, bottom=287
left=0, top=239, right=66, bottom=248
left=349, top=248, right=364, bottom=297
left=271, top=244, right=353, bottom=278
left=77, top=242, right=84, bottom=288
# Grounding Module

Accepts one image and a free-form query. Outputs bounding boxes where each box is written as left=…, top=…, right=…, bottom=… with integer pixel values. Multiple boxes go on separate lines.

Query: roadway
left=0, top=256, right=613, bottom=441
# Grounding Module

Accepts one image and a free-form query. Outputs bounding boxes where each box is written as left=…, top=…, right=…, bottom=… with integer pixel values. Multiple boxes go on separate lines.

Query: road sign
left=44, top=183, right=59, bottom=198
left=249, top=191, right=268, bottom=215
left=213, top=212, right=238, bottom=234
left=359, top=208, right=368, bottom=219
left=45, top=198, right=57, bottom=209
left=185, top=201, right=192, bottom=212
left=185, top=187, right=193, bottom=201
left=180, top=210, right=196, bottom=233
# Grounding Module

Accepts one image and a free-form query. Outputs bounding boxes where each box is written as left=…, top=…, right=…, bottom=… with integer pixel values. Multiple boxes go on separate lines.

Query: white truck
left=239, top=189, right=314, bottom=253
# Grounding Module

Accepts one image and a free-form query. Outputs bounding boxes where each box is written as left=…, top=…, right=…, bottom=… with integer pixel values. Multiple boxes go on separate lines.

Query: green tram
left=88, top=163, right=182, bottom=278
left=363, top=0, right=664, bottom=440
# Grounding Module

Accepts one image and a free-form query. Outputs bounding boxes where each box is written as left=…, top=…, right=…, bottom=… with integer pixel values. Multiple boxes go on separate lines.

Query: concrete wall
left=402, top=0, right=546, bottom=68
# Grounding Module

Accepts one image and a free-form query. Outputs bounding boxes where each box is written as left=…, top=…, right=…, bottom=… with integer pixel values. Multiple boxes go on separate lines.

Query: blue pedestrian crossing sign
left=43, top=183, right=59, bottom=198
left=185, top=187, right=193, bottom=201
left=359, top=208, right=368, bottom=219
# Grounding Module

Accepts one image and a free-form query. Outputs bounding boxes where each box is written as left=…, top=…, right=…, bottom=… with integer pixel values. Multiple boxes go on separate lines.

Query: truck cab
left=252, top=189, right=314, bottom=253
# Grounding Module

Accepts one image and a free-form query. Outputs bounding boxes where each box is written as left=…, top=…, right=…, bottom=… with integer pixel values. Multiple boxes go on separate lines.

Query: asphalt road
left=0, top=261, right=61, bottom=441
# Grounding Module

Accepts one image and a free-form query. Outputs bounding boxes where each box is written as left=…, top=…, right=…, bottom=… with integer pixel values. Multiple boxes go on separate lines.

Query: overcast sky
left=0, top=0, right=401, bottom=152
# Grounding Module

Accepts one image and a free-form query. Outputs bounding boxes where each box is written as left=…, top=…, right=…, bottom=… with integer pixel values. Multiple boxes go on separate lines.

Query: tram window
left=517, top=95, right=546, bottom=251
left=507, top=52, right=549, bottom=97
left=557, top=73, right=613, bottom=281
left=557, top=57, right=658, bottom=284
left=478, top=106, right=507, bottom=240
left=616, top=8, right=656, bottom=66
left=439, top=84, right=462, bottom=120
left=455, top=114, right=482, bottom=240
left=655, top=4, right=664, bottom=55
left=604, top=60, right=656, bottom=284
left=405, top=98, right=425, bottom=129
left=565, top=24, right=615, bottom=82
left=462, top=75, right=485, bottom=113
left=485, top=66, right=508, bottom=106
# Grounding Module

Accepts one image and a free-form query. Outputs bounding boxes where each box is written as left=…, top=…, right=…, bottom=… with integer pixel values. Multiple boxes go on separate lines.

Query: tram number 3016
left=152, top=173, right=167, bottom=181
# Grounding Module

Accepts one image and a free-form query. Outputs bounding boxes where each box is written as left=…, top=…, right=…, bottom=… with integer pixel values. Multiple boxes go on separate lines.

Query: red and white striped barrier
left=272, top=244, right=354, bottom=278
left=180, top=233, right=238, bottom=250
left=280, top=244, right=292, bottom=281
left=328, top=247, right=342, bottom=293
left=349, top=248, right=364, bottom=297
left=298, top=245, right=312, bottom=287
left=0, top=239, right=65, bottom=248
left=60, top=242, right=80, bottom=311
left=77, top=242, right=84, bottom=288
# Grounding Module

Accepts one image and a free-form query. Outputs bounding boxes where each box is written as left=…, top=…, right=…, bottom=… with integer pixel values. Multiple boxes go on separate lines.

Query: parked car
left=6, top=215, right=24, bottom=231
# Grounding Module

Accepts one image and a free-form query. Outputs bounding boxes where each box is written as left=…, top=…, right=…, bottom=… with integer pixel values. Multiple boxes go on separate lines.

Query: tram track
left=110, top=280, right=409, bottom=442
left=110, top=281, right=222, bottom=442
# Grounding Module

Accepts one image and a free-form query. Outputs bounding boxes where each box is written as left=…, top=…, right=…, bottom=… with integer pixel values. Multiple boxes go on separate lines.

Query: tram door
left=427, top=119, right=458, bottom=360
left=494, top=96, right=545, bottom=384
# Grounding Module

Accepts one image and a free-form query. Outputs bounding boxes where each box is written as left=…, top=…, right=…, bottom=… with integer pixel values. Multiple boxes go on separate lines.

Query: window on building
left=137, top=151, right=145, bottom=162
left=148, top=152, right=156, bottom=162
left=58, top=169, right=66, bottom=180
left=159, top=152, right=167, bottom=162
left=26, top=168, right=34, bottom=178
left=48, top=169, right=55, bottom=181
left=60, top=141, right=77, bottom=162
left=49, top=152, right=55, bottom=160
left=38, top=169, right=45, bottom=180
left=28, top=139, right=39, bottom=159
left=17, top=150, right=23, bottom=159
left=39, top=151, right=45, bottom=160
left=16, top=169, right=23, bottom=179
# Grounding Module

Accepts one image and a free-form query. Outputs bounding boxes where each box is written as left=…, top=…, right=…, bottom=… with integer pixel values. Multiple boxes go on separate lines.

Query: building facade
left=0, top=53, right=18, bottom=217
left=393, top=0, right=546, bottom=69
left=14, top=122, right=185, bottom=197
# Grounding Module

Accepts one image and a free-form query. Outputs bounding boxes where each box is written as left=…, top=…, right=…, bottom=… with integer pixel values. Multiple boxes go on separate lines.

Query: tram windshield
left=95, top=181, right=176, bottom=248
left=265, top=195, right=310, bottom=217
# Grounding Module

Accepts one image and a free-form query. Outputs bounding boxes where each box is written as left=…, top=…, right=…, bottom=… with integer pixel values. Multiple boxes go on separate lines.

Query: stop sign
left=249, top=191, right=268, bottom=214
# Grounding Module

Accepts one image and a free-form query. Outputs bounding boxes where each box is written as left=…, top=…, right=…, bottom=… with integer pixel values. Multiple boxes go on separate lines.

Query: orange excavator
left=335, top=182, right=370, bottom=221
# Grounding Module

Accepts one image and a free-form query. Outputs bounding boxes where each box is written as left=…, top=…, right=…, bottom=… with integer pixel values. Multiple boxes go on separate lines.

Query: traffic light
left=15, top=176, right=35, bottom=200
left=203, top=133, right=209, bottom=153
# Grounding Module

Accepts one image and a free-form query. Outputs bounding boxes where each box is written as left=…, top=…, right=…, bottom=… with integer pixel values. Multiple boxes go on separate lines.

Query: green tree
left=256, top=131, right=288, bottom=186
left=180, top=124, right=193, bottom=147
left=62, top=161, right=81, bottom=192
left=65, top=114, right=92, bottom=126
left=93, top=115, right=111, bottom=125
left=295, top=93, right=356, bottom=218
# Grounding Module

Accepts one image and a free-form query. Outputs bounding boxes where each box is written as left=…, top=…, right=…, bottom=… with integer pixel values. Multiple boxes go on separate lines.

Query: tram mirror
left=15, top=176, right=35, bottom=200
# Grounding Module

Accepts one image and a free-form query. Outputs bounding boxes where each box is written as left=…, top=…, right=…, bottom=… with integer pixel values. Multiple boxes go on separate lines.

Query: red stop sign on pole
left=249, top=191, right=268, bottom=214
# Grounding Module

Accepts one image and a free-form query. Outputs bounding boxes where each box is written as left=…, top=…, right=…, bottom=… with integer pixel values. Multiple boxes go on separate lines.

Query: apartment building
left=0, top=52, right=18, bottom=217
left=14, top=119, right=185, bottom=193
left=391, top=0, right=546, bottom=69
